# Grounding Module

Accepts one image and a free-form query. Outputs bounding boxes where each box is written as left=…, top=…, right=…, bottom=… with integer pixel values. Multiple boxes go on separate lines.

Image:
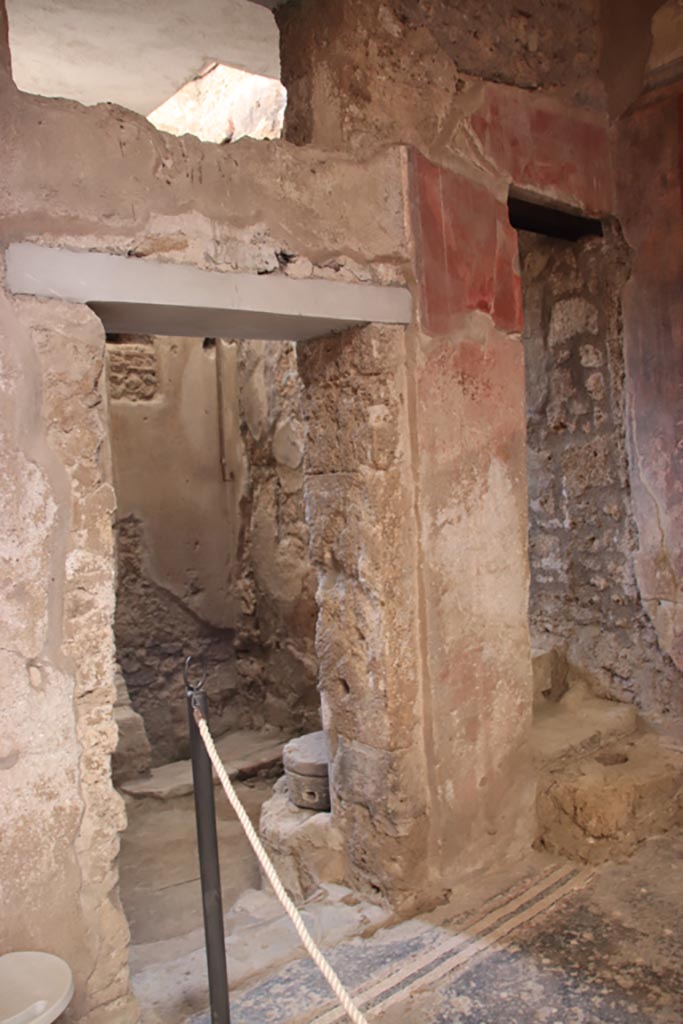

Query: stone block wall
left=237, top=340, right=320, bottom=734
left=0, top=296, right=135, bottom=1023
left=520, top=227, right=683, bottom=716
left=297, top=324, right=430, bottom=908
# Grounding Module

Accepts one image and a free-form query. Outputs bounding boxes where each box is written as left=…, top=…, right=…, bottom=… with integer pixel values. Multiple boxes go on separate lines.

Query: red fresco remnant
left=678, top=93, right=683, bottom=214
left=409, top=149, right=522, bottom=336
left=617, top=85, right=683, bottom=673
left=417, top=327, right=525, bottom=465
left=470, top=84, right=612, bottom=214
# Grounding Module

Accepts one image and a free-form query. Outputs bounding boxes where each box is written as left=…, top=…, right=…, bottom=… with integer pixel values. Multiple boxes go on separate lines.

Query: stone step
left=531, top=681, right=638, bottom=765
left=537, top=732, right=683, bottom=862
left=119, top=728, right=289, bottom=800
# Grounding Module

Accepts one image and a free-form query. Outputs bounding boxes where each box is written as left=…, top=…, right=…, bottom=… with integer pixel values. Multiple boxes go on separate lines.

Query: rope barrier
left=194, top=709, right=370, bottom=1024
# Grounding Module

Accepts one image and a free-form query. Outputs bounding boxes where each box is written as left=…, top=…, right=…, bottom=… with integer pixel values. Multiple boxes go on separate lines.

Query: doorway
left=106, top=332, right=320, bottom=1015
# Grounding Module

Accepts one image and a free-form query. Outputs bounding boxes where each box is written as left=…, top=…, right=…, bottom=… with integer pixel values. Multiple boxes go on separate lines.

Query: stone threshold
left=120, top=728, right=288, bottom=800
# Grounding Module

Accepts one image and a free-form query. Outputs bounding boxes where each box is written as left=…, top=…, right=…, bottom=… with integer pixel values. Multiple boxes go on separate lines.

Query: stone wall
left=277, top=0, right=605, bottom=151
left=520, top=227, right=683, bottom=716
left=297, top=323, right=429, bottom=908
left=108, top=334, right=319, bottom=764
left=277, top=0, right=616, bottom=895
left=237, top=340, right=320, bottom=734
left=4, top=1, right=681, bottom=1018
left=0, top=297, right=136, bottom=1023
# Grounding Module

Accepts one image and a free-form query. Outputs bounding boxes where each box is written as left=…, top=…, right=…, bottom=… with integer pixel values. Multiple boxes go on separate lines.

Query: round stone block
left=285, top=768, right=330, bottom=812
left=283, top=730, right=330, bottom=811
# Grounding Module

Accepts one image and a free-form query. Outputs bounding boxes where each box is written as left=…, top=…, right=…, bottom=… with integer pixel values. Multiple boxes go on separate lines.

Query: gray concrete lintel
left=5, top=243, right=413, bottom=341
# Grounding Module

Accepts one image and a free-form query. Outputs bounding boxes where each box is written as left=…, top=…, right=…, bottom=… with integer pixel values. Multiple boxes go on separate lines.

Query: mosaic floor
left=201, top=828, right=683, bottom=1024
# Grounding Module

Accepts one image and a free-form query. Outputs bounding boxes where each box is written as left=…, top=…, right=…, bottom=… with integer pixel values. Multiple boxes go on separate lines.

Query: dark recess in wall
left=508, top=195, right=603, bottom=241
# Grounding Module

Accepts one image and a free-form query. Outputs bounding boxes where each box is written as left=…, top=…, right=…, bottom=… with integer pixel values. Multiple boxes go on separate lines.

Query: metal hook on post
left=184, top=654, right=230, bottom=1024
left=184, top=653, right=208, bottom=711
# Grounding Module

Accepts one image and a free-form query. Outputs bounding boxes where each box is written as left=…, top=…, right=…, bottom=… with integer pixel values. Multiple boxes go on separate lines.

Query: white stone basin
left=0, top=952, right=73, bottom=1024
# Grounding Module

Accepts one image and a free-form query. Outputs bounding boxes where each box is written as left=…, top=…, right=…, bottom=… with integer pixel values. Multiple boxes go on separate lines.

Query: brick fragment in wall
left=107, top=340, right=158, bottom=401
left=520, top=228, right=683, bottom=717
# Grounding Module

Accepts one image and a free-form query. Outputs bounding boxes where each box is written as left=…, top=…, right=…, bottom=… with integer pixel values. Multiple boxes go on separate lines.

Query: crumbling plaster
left=521, top=228, right=683, bottom=717
left=0, top=293, right=136, bottom=1023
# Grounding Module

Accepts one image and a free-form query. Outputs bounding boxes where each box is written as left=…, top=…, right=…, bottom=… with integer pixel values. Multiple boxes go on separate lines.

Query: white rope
left=195, top=710, right=370, bottom=1024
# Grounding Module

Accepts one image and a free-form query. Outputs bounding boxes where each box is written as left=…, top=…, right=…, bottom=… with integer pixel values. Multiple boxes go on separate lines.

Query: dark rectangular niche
left=508, top=195, right=603, bottom=241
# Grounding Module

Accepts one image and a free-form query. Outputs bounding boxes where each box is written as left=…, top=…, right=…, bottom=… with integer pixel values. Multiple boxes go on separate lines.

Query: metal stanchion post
left=184, top=656, right=230, bottom=1024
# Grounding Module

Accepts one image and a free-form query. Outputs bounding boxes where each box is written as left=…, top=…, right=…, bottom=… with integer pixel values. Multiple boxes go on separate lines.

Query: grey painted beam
left=5, top=243, right=412, bottom=341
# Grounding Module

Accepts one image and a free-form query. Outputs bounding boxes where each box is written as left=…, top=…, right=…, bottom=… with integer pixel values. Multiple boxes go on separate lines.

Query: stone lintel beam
left=6, top=243, right=412, bottom=341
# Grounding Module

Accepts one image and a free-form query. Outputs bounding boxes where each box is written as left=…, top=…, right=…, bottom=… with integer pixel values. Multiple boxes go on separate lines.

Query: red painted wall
left=617, top=84, right=683, bottom=677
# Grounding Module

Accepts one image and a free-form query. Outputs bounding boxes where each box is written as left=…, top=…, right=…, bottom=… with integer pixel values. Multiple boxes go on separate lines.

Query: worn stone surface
left=214, top=831, right=683, bottom=1024
left=260, top=778, right=346, bottom=901
left=616, top=84, right=683, bottom=692
left=112, top=666, right=152, bottom=784
left=5, top=6, right=683, bottom=1022
left=133, top=876, right=391, bottom=1024
left=119, top=781, right=271, bottom=950
left=521, top=227, right=683, bottom=717
left=283, top=731, right=330, bottom=810
left=236, top=339, right=321, bottom=736
left=278, top=0, right=605, bottom=157
left=537, top=733, right=683, bottom=862
left=285, top=769, right=330, bottom=812
left=0, top=94, right=409, bottom=283
left=531, top=647, right=569, bottom=705
left=108, top=334, right=319, bottom=763
left=532, top=681, right=639, bottom=764
left=283, top=730, right=328, bottom=777
left=0, top=296, right=136, bottom=1023
left=297, top=323, right=429, bottom=908
left=119, top=728, right=286, bottom=800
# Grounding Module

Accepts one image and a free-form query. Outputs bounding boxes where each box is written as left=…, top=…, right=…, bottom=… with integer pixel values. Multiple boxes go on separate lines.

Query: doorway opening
left=106, top=332, right=320, bottom=1013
